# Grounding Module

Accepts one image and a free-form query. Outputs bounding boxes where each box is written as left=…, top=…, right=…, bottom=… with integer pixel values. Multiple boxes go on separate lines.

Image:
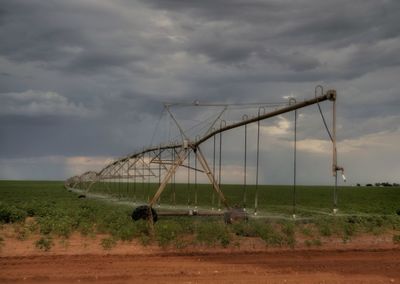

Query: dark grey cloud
left=0, top=0, right=399, bottom=183
left=141, top=0, right=400, bottom=78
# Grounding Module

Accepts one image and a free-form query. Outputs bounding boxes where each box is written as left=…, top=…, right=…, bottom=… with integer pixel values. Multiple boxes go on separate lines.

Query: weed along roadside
left=0, top=180, right=400, bottom=254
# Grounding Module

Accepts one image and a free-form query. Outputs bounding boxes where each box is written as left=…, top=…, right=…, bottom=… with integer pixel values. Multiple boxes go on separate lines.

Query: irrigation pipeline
left=194, top=91, right=335, bottom=146
left=69, top=186, right=386, bottom=222
left=91, top=91, right=336, bottom=177
left=66, top=90, right=338, bottom=218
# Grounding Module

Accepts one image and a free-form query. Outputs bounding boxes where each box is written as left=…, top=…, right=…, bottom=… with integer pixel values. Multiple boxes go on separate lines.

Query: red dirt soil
left=1, top=231, right=400, bottom=283
left=1, top=250, right=400, bottom=283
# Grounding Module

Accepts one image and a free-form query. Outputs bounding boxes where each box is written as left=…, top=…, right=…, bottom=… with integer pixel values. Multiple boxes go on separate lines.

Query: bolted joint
left=327, top=90, right=336, bottom=101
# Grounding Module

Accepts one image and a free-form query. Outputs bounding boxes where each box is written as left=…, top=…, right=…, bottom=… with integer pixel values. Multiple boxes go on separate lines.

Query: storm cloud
left=0, top=0, right=399, bottom=184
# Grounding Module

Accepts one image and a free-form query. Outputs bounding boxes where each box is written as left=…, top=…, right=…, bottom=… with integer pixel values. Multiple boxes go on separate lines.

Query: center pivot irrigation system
left=65, top=86, right=345, bottom=224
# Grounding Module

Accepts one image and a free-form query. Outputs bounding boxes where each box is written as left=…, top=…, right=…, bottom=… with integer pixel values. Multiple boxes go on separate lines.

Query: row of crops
left=1, top=181, right=399, bottom=251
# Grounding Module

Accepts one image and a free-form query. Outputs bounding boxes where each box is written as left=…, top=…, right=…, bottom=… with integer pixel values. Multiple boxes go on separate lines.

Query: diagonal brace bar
left=195, top=146, right=230, bottom=209
left=149, top=148, right=190, bottom=206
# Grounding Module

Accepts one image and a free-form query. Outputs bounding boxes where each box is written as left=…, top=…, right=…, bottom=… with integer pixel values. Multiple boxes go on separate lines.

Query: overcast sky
left=0, top=0, right=399, bottom=185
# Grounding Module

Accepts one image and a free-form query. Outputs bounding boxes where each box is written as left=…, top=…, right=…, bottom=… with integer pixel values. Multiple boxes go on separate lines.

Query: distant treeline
left=357, top=182, right=400, bottom=187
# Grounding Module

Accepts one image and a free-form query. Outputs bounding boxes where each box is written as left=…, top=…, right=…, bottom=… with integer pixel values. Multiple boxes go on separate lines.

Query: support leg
left=195, top=146, right=230, bottom=209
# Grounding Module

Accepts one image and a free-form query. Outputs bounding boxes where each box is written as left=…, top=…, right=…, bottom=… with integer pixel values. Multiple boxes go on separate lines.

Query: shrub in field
left=77, top=221, right=95, bottom=236
left=232, top=221, right=258, bottom=237
left=393, top=235, right=400, bottom=244
left=390, top=216, right=400, bottom=230
left=35, top=237, right=53, bottom=251
left=37, top=216, right=54, bottom=235
left=196, top=221, right=231, bottom=247
left=280, top=221, right=296, bottom=247
left=77, top=203, right=102, bottom=222
left=28, top=201, right=57, bottom=218
left=315, top=218, right=332, bottom=237
left=299, top=226, right=313, bottom=237
left=116, top=224, right=138, bottom=241
left=175, top=218, right=195, bottom=234
left=343, top=215, right=398, bottom=236
left=101, top=237, right=117, bottom=250
left=52, top=216, right=76, bottom=238
left=37, top=215, right=76, bottom=237
left=96, top=210, right=141, bottom=241
left=342, top=222, right=356, bottom=242
left=0, top=203, right=27, bottom=223
left=253, top=221, right=285, bottom=247
left=155, top=220, right=185, bottom=248
left=356, top=216, right=389, bottom=235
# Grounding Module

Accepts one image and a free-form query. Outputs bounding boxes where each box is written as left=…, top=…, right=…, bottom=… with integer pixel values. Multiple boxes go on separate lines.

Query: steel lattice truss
left=65, top=88, right=342, bottom=211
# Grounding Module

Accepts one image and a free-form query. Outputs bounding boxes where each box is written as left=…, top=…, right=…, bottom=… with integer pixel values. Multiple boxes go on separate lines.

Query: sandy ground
left=1, top=230, right=400, bottom=283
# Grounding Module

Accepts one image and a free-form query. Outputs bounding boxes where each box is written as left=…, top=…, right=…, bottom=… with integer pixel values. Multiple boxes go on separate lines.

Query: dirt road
left=1, top=249, right=399, bottom=283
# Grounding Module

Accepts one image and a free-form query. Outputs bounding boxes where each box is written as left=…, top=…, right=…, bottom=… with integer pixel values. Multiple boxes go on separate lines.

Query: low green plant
left=52, top=216, right=76, bottom=238
left=155, top=220, right=184, bottom=248
left=35, top=237, right=53, bottom=251
left=101, top=237, right=117, bottom=250
left=342, top=221, right=356, bottom=242
left=2, top=181, right=400, bottom=249
left=316, top=218, right=332, bottom=237
left=299, top=226, right=313, bottom=237
left=253, top=221, right=284, bottom=246
left=0, top=203, right=27, bottom=223
left=78, top=221, right=95, bottom=236
left=393, top=234, right=400, bottom=244
left=196, top=221, right=231, bottom=247
left=281, top=221, right=296, bottom=247
left=232, top=221, right=258, bottom=237
left=139, top=233, right=151, bottom=246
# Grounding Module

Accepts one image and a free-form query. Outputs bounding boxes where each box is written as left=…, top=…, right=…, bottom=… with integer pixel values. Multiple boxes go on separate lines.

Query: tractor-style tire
left=131, top=205, right=158, bottom=223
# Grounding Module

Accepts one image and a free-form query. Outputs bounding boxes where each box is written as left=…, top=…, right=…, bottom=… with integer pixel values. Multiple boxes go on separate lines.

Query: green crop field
left=1, top=180, right=400, bottom=250
left=84, top=180, right=400, bottom=216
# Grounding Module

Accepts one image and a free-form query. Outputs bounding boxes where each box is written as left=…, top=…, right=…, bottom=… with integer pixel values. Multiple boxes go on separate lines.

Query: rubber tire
left=131, top=205, right=158, bottom=223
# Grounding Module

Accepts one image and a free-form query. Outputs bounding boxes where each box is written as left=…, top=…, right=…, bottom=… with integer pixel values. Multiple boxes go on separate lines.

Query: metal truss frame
left=65, top=89, right=341, bottom=212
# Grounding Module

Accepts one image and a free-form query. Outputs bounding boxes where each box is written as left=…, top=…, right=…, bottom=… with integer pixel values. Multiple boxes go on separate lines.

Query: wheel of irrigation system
left=131, top=205, right=158, bottom=223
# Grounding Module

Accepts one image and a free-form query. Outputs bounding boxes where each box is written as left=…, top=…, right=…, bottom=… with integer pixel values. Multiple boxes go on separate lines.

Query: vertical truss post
left=242, top=114, right=248, bottom=209
left=329, top=90, right=341, bottom=214
left=195, top=146, right=229, bottom=209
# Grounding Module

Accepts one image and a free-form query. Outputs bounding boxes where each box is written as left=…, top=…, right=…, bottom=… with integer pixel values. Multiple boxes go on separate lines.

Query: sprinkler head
left=342, top=174, right=347, bottom=182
